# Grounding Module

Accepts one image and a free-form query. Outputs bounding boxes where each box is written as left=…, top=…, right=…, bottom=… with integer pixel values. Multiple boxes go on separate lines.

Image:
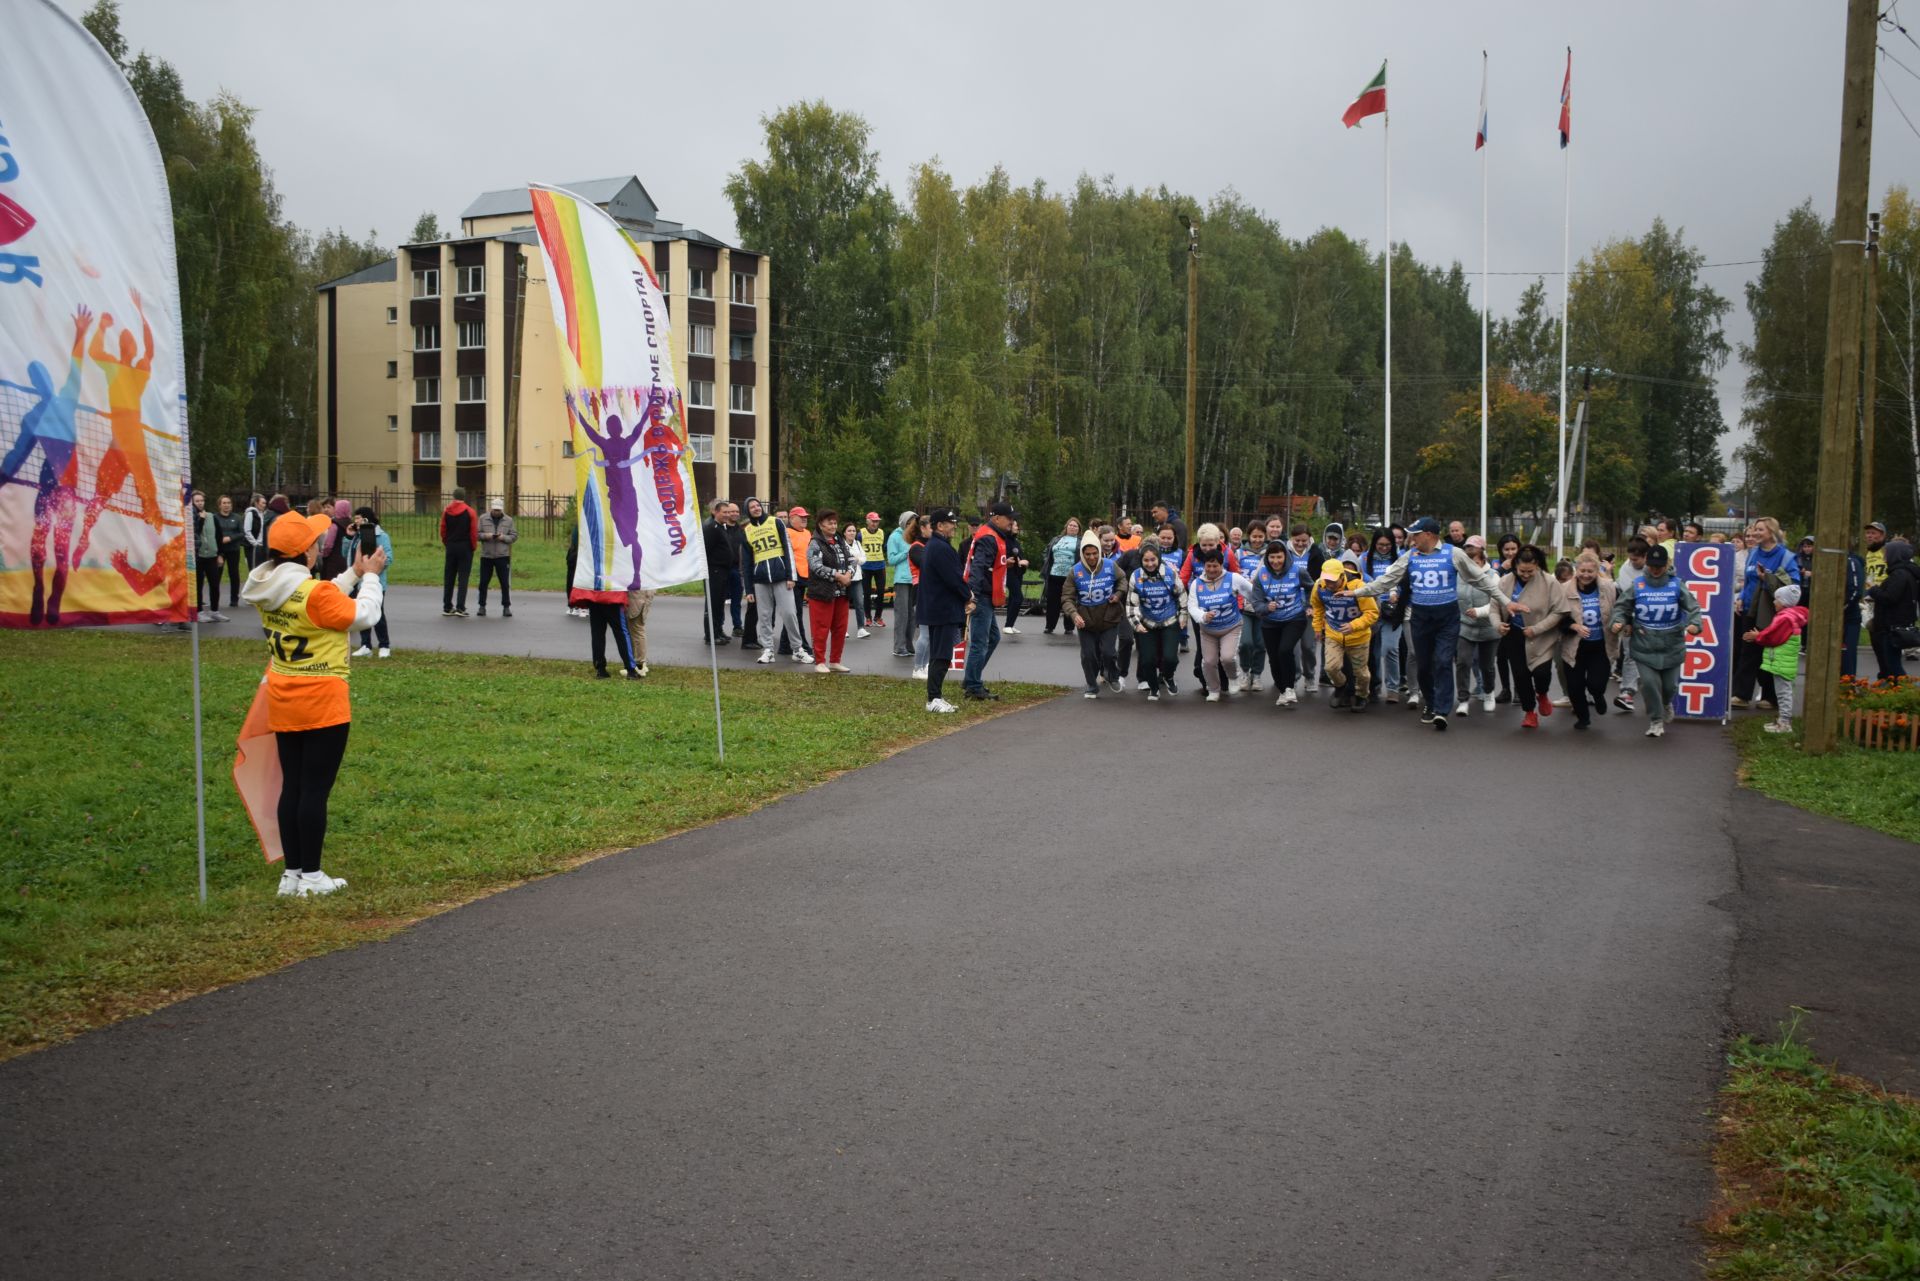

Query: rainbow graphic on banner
left=528, top=184, right=706, bottom=598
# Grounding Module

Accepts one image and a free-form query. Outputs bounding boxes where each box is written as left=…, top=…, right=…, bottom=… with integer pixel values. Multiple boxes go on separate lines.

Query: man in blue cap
left=1345, top=516, right=1508, bottom=731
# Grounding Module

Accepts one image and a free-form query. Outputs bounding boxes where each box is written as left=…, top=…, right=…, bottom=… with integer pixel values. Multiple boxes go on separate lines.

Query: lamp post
left=1180, top=214, right=1199, bottom=526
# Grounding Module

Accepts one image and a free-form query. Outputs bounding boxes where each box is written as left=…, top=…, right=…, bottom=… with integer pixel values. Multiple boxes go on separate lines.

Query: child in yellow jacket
left=1311, top=556, right=1379, bottom=711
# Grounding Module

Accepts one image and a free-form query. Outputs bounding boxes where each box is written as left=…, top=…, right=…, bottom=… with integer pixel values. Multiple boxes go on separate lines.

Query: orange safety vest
left=969, top=524, right=1009, bottom=606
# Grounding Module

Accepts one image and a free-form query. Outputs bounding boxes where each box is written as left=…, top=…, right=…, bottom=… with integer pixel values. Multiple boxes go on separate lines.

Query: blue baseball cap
left=1408, top=517, right=1442, bottom=535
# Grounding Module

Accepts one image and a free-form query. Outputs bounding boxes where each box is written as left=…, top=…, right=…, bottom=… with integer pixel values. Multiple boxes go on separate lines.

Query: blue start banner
left=1674, top=541, right=1734, bottom=721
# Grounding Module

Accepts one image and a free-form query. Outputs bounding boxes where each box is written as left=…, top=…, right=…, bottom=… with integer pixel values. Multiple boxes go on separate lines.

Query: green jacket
left=1608, top=570, right=1702, bottom=671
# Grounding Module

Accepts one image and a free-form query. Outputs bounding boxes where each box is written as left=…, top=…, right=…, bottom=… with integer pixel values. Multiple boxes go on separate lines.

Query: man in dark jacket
left=1149, top=500, right=1188, bottom=552
left=439, top=487, right=478, bottom=617
left=1868, top=537, right=1917, bottom=681
left=724, top=506, right=748, bottom=637
left=962, top=502, right=1016, bottom=700
left=918, top=507, right=968, bottom=712
left=700, top=500, right=735, bottom=645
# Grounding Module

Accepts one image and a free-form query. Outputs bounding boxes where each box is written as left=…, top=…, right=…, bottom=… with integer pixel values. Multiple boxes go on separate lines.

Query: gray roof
left=461, top=176, right=659, bottom=224
left=316, top=257, right=396, bottom=290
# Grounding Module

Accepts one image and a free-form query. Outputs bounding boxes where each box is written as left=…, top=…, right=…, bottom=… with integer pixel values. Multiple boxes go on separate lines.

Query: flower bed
left=1838, top=676, right=1919, bottom=750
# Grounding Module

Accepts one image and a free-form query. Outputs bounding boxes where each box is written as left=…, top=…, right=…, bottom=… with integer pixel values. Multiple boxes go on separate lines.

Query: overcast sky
left=81, top=0, right=1920, bottom=471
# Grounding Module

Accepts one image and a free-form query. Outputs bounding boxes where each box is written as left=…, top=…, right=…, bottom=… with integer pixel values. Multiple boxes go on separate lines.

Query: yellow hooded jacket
left=1310, top=564, right=1378, bottom=645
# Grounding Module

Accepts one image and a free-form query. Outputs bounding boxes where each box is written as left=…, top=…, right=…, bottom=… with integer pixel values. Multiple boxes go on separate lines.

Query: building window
left=729, top=333, right=753, bottom=361
left=414, top=323, right=438, bottom=352
left=386, top=307, right=398, bottom=324
left=729, top=437, right=753, bottom=474
left=412, top=268, right=438, bottom=298
left=458, top=320, right=485, bottom=349
left=386, top=360, right=398, bottom=379
left=561, top=438, right=576, bottom=458
left=730, top=271, right=756, bottom=306
left=415, top=377, right=439, bottom=405
left=417, top=432, right=441, bottom=462
left=729, top=383, right=755, bottom=414
left=387, top=415, right=399, bottom=432
left=688, top=379, right=714, bottom=409
left=657, top=267, right=669, bottom=295
left=457, top=374, right=485, bottom=403
left=689, top=268, right=712, bottom=299
left=688, top=433, right=714, bottom=464
left=456, top=429, right=486, bottom=462
left=690, top=323, right=714, bottom=357
left=456, top=265, right=484, bottom=295
left=387, top=468, right=399, bottom=484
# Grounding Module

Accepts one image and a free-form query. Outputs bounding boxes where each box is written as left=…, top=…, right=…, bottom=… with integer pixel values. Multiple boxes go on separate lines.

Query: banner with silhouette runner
left=0, top=1, right=191, bottom=628
left=528, top=183, right=706, bottom=598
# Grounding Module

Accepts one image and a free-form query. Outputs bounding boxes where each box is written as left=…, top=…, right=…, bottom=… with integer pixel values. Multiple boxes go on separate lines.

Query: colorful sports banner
left=527, top=183, right=706, bottom=598
left=1674, top=540, right=1734, bottom=721
left=0, top=1, right=191, bottom=628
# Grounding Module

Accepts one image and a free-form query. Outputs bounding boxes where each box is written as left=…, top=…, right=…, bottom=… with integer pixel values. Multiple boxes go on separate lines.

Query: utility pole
left=1181, top=215, right=1199, bottom=525
left=503, top=252, right=528, bottom=513
left=1860, top=211, right=1880, bottom=529
left=1803, top=0, right=1877, bottom=756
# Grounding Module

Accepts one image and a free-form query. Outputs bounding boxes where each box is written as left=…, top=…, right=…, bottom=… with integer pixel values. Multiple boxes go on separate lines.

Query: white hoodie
left=240, top=560, right=383, bottom=631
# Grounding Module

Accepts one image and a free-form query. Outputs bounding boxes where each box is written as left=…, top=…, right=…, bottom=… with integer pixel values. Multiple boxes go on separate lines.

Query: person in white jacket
left=1185, top=549, right=1254, bottom=703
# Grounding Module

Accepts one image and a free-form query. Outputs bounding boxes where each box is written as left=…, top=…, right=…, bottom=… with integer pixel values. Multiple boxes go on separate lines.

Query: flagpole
left=190, top=604, right=208, bottom=905
left=705, top=589, right=726, bottom=763
left=1383, top=68, right=1393, bottom=529
left=1554, top=47, right=1573, bottom=556
left=1479, top=50, right=1490, bottom=540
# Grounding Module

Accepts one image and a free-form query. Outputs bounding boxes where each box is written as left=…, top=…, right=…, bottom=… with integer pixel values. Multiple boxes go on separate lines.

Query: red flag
left=1343, top=62, right=1388, bottom=128
left=1558, top=48, right=1571, bottom=149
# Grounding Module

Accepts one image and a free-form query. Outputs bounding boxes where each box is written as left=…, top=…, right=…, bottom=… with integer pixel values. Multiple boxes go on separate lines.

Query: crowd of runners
left=694, top=498, right=1918, bottom=733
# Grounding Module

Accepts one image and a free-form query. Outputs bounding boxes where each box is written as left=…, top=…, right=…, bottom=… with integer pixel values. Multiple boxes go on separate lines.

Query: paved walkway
left=0, top=674, right=1738, bottom=1278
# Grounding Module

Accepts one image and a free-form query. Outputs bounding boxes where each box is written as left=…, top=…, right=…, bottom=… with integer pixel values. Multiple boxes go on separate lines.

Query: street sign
left=246, top=436, right=257, bottom=458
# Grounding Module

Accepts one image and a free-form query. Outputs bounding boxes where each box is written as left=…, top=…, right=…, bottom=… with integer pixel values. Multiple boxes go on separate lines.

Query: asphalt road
left=0, top=668, right=1737, bottom=1279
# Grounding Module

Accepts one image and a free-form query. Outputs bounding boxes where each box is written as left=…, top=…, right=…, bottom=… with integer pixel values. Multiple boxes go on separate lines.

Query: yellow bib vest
left=745, top=517, right=784, bottom=567
left=861, top=528, right=885, bottom=562
left=259, top=580, right=351, bottom=681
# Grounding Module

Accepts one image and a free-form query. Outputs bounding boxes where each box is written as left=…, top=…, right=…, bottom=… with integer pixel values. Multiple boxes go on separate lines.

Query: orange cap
left=267, top=512, right=333, bottom=557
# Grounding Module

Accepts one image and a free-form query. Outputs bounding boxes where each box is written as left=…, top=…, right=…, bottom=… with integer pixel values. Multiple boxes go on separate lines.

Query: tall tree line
left=81, top=2, right=386, bottom=493
left=1741, top=188, right=1920, bottom=535
left=730, top=102, right=1734, bottom=540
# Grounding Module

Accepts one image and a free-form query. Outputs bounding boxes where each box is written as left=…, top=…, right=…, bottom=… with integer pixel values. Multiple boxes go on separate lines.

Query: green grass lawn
left=1731, top=717, right=1920, bottom=844
left=1708, top=1017, right=1920, bottom=1278
left=0, top=630, right=1053, bottom=1059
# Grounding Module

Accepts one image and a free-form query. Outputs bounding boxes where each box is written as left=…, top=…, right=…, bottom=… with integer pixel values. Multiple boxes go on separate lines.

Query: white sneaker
left=814, top=662, right=830, bottom=674
left=295, top=871, right=348, bottom=897
left=794, top=651, right=815, bottom=665
left=1407, top=691, right=1421, bottom=708
left=926, top=698, right=957, bottom=714
left=1482, top=694, right=1495, bottom=713
left=1553, top=696, right=1572, bottom=708
left=856, top=627, right=872, bottom=639
left=1206, top=691, right=1220, bottom=703
left=1764, top=720, right=1793, bottom=734
left=351, top=645, right=373, bottom=657
left=911, top=666, right=929, bottom=680
left=757, top=650, right=776, bottom=664
left=1455, top=701, right=1469, bottom=717
left=1281, top=687, right=1299, bottom=707
left=1116, top=675, right=1129, bottom=691
left=1249, top=674, right=1264, bottom=692
left=829, top=662, right=851, bottom=673
left=636, top=663, right=649, bottom=677
left=1004, top=625, right=1022, bottom=634
left=212, top=610, right=232, bottom=622
left=378, top=647, right=392, bottom=658
left=1301, top=681, right=1318, bottom=697
left=1646, top=721, right=1665, bottom=738
left=1147, top=691, right=1160, bottom=701
left=276, top=870, right=301, bottom=897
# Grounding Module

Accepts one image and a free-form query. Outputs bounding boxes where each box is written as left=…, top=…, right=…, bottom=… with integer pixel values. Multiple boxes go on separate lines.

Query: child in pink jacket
left=1742, top=583, right=1809, bottom=734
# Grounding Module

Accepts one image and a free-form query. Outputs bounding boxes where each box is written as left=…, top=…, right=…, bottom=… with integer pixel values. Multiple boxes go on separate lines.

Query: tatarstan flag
left=1343, top=62, right=1387, bottom=128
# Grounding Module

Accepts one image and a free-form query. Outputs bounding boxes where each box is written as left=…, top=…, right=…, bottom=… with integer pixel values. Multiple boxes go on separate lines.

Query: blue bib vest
left=1255, top=565, right=1304, bottom=621
left=1578, top=586, right=1603, bottom=635
left=1072, top=558, right=1118, bottom=607
left=1131, top=567, right=1177, bottom=623
left=1193, top=575, right=1242, bottom=631
left=1633, top=576, right=1684, bottom=631
left=1407, top=548, right=1459, bottom=607
left=1320, top=584, right=1361, bottom=630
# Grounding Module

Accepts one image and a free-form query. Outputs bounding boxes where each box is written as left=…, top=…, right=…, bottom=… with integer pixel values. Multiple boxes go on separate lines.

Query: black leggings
left=1135, top=626, right=1180, bottom=691
left=196, top=557, right=223, bottom=614
left=1079, top=626, right=1120, bottom=688
left=1568, top=640, right=1611, bottom=722
left=1261, top=616, right=1308, bottom=690
left=1044, top=575, right=1072, bottom=632
left=1497, top=627, right=1535, bottom=702
left=275, top=722, right=350, bottom=874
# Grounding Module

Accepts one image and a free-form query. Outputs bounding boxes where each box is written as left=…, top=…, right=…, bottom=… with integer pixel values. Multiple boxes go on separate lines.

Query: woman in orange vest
left=238, top=511, right=387, bottom=896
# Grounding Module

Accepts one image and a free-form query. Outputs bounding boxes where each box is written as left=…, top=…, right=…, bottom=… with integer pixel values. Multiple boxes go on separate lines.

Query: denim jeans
left=1372, top=617, right=1404, bottom=695
left=1407, top=604, right=1460, bottom=713
left=964, top=604, right=1001, bottom=693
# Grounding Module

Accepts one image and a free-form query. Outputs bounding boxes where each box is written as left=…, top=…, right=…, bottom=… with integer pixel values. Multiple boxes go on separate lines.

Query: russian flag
left=1476, top=53, right=1488, bottom=150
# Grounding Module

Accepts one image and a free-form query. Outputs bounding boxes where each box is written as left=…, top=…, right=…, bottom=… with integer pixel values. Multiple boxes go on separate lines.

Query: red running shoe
left=1522, top=709, right=1540, bottom=729
left=1537, top=693, right=1554, bottom=717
